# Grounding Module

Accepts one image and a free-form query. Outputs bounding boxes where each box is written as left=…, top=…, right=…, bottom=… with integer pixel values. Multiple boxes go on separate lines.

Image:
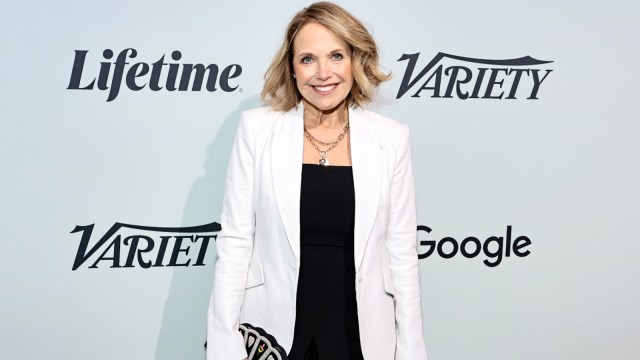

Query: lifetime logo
left=67, top=48, right=242, bottom=102
left=396, top=52, right=553, bottom=100
left=417, top=225, right=531, bottom=267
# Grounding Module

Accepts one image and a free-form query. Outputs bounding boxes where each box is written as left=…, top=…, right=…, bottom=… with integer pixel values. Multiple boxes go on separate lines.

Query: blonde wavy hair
left=261, top=2, right=391, bottom=111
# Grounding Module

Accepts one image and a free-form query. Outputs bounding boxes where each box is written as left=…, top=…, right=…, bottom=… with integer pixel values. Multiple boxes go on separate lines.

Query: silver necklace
left=303, top=122, right=349, bottom=166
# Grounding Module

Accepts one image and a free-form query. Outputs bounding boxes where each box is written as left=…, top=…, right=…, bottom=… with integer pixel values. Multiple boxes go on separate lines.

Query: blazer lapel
left=271, top=107, right=304, bottom=266
left=270, top=106, right=382, bottom=271
left=349, top=108, right=382, bottom=272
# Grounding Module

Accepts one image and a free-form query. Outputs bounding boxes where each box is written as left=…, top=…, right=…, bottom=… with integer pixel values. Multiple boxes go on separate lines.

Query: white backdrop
left=2, top=1, right=639, bottom=359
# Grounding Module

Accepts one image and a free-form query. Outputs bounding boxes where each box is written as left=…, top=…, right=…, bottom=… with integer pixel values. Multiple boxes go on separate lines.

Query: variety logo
left=397, top=52, right=553, bottom=100
left=67, top=48, right=242, bottom=102
left=417, top=225, right=532, bottom=267
left=71, top=222, right=219, bottom=270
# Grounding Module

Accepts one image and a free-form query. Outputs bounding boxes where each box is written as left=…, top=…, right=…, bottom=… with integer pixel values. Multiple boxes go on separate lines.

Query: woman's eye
left=331, top=53, right=344, bottom=61
left=301, top=56, right=313, bottom=64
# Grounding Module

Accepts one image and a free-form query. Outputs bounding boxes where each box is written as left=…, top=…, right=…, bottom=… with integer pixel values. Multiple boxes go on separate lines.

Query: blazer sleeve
left=386, top=124, right=428, bottom=360
left=207, top=111, right=255, bottom=360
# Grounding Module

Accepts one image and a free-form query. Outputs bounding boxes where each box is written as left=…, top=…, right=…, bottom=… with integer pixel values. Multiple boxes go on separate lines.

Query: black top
left=288, top=164, right=365, bottom=360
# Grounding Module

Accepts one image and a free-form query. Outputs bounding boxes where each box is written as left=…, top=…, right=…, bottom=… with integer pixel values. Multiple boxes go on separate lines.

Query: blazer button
left=357, top=274, right=363, bottom=282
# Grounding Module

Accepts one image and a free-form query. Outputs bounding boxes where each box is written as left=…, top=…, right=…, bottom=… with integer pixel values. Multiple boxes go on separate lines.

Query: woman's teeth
left=313, top=84, right=336, bottom=92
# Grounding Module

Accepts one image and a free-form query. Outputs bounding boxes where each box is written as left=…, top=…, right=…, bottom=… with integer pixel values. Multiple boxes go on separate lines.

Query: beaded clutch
left=239, top=323, right=289, bottom=360
left=204, top=323, right=289, bottom=360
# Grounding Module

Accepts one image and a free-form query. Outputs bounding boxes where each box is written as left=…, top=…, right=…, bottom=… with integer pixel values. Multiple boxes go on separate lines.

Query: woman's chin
left=302, top=98, right=348, bottom=113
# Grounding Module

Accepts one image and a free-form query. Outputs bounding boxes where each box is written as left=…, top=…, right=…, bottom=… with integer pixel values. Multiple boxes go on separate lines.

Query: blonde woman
left=207, top=2, right=427, bottom=359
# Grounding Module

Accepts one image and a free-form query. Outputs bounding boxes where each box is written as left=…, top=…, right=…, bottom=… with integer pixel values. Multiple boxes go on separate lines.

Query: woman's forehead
left=292, top=23, right=348, bottom=54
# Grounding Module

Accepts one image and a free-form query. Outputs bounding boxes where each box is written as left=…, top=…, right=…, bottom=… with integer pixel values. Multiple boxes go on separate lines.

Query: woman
left=207, top=2, right=427, bottom=359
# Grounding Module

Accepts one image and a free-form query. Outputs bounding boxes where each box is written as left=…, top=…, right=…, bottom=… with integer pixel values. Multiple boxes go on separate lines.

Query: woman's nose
left=315, top=61, right=332, bottom=80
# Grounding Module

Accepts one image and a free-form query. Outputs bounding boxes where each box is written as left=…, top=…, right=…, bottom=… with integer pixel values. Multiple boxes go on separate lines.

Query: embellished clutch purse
left=239, top=323, right=289, bottom=360
left=204, top=323, right=289, bottom=360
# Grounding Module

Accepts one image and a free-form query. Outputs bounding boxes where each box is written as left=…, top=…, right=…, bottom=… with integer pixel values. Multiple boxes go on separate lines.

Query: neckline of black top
left=302, top=163, right=352, bottom=168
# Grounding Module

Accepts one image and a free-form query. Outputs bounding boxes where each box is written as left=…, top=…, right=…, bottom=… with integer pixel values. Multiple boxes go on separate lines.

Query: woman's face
left=292, top=22, right=353, bottom=112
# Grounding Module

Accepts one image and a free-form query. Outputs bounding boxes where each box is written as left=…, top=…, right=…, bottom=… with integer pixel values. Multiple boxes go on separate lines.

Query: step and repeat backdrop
left=2, top=0, right=639, bottom=359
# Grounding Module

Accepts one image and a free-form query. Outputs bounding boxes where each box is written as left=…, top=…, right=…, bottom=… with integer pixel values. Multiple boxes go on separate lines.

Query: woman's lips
left=311, top=84, right=338, bottom=94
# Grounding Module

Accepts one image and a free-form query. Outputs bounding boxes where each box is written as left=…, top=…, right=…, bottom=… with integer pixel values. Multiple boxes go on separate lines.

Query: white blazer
left=207, top=106, right=427, bottom=360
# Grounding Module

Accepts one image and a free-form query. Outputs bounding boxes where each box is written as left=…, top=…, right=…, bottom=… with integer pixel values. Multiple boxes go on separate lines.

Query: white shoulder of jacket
left=354, top=108, right=410, bottom=149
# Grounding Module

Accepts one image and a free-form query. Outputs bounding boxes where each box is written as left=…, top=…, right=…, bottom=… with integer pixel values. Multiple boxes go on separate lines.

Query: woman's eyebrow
left=296, top=48, right=347, bottom=56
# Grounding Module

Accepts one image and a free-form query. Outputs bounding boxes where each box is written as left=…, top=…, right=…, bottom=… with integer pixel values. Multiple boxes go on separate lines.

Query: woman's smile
left=311, top=83, right=339, bottom=94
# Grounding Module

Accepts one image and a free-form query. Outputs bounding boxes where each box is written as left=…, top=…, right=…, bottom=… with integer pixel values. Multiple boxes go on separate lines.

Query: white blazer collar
left=271, top=106, right=382, bottom=271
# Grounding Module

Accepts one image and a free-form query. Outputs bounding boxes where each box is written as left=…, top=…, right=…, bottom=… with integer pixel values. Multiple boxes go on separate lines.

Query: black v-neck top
left=288, top=164, right=365, bottom=360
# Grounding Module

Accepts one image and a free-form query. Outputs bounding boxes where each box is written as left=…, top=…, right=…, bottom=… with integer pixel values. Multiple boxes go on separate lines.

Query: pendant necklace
left=303, top=119, right=349, bottom=166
